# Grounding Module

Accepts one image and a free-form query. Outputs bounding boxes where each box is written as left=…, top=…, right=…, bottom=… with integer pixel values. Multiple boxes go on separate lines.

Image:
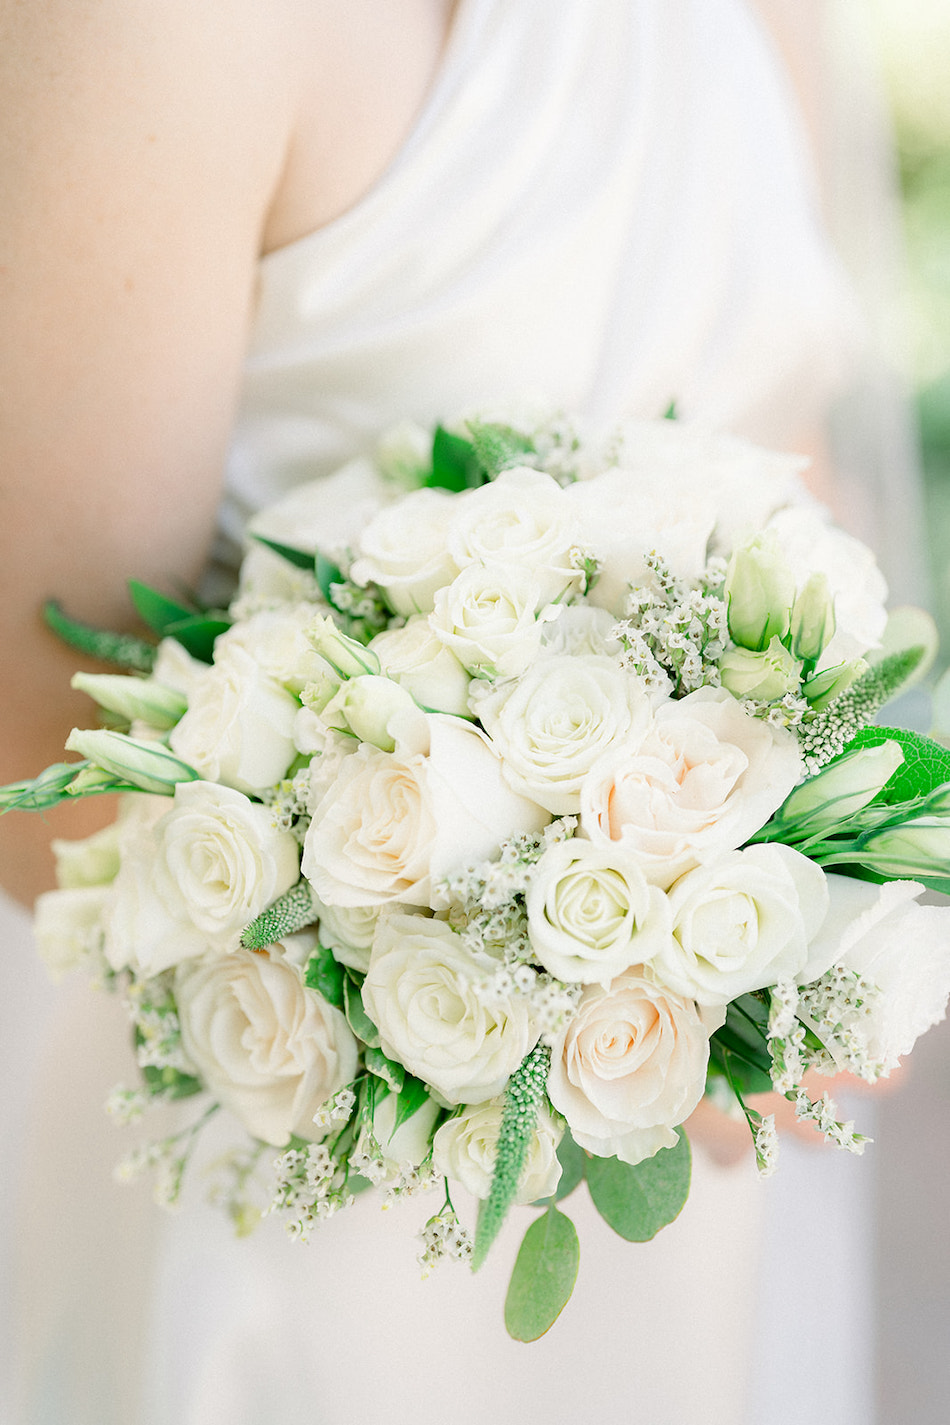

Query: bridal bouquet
left=9, top=412, right=950, bottom=1339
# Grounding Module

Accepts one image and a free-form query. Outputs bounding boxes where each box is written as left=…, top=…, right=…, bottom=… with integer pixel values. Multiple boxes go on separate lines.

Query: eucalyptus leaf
left=342, top=974, right=381, bottom=1049
left=252, top=534, right=317, bottom=572
left=586, top=1131, right=691, bottom=1242
left=504, top=1206, right=579, bottom=1342
left=304, top=945, right=346, bottom=1009
left=553, top=1127, right=586, bottom=1202
left=846, top=725, right=950, bottom=805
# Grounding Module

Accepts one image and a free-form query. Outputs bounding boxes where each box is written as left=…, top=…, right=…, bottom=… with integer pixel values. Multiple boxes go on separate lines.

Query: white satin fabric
left=5, top=2, right=869, bottom=1421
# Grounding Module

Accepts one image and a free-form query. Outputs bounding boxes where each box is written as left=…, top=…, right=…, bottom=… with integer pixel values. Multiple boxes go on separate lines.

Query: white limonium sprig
left=418, top=1201, right=475, bottom=1277
left=267, top=1143, right=354, bottom=1241
left=796, top=966, right=885, bottom=1083
left=105, top=1085, right=150, bottom=1126
left=614, top=553, right=728, bottom=697
left=115, top=1103, right=219, bottom=1208
left=206, top=1142, right=269, bottom=1237
left=790, top=1089, right=870, bottom=1154
left=262, top=766, right=313, bottom=839
left=125, top=976, right=196, bottom=1077
left=311, top=1086, right=357, bottom=1131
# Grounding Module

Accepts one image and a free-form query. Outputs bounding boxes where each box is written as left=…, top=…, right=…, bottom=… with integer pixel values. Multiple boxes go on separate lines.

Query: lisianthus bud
left=374, top=419, right=432, bottom=490
left=789, top=572, right=836, bottom=662
left=724, top=531, right=796, bottom=651
left=857, top=819, right=950, bottom=879
left=719, top=637, right=802, bottom=703
left=300, top=664, right=343, bottom=714
left=779, top=741, right=904, bottom=834
left=64, top=728, right=199, bottom=795
left=308, top=615, right=381, bottom=679
left=802, top=658, right=867, bottom=710
left=71, top=672, right=187, bottom=730
left=323, top=675, right=428, bottom=754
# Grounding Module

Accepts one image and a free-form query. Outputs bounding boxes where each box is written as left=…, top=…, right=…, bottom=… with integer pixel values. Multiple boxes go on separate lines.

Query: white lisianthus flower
left=169, top=644, right=299, bottom=796
left=302, top=714, right=548, bottom=909
left=474, top=654, right=651, bottom=814
left=547, top=969, right=718, bottom=1165
left=652, top=844, right=829, bottom=1005
left=432, top=1098, right=563, bottom=1203
left=363, top=912, right=537, bottom=1105
left=429, top=562, right=561, bottom=680
left=799, top=875, right=950, bottom=1075
left=580, top=686, right=802, bottom=888
left=105, top=782, right=300, bottom=976
left=526, top=839, right=672, bottom=984
left=175, top=946, right=358, bottom=1146
left=350, top=486, right=461, bottom=616
left=446, top=466, right=583, bottom=605
left=313, top=897, right=381, bottom=975
left=34, top=885, right=112, bottom=980
left=215, top=604, right=331, bottom=695
left=370, top=616, right=472, bottom=717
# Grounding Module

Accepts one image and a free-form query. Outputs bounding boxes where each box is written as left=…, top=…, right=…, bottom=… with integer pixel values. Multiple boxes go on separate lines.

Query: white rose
left=169, top=644, right=299, bottom=796
left=432, top=1098, right=563, bottom=1203
left=231, top=542, right=322, bottom=614
left=302, top=714, right=548, bottom=909
left=370, top=616, right=472, bottom=717
left=580, top=686, right=802, bottom=888
left=652, top=844, right=829, bottom=1005
left=247, top=455, right=390, bottom=567
left=800, top=875, right=950, bottom=1075
left=446, top=467, right=583, bottom=605
left=526, top=839, right=672, bottom=984
left=430, top=562, right=560, bottom=680
left=539, top=604, right=622, bottom=659
left=350, top=486, right=461, bottom=616
left=105, top=782, right=299, bottom=975
left=767, top=506, right=888, bottom=666
left=313, top=897, right=381, bottom=974
left=215, top=604, right=330, bottom=694
left=475, top=654, right=651, bottom=814
left=34, top=885, right=112, bottom=980
left=175, top=946, right=358, bottom=1146
left=363, top=912, right=537, bottom=1104
left=547, top=969, right=716, bottom=1165
left=152, top=637, right=209, bottom=699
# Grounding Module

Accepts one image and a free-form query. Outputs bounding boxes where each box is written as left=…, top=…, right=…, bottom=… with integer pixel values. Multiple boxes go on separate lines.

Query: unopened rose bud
left=71, top=672, right=187, bottom=730
left=64, top=728, right=199, bottom=795
left=789, top=573, right=836, bottom=663
left=780, top=741, right=904, bottom=834
left=724, top=532, right=796, bottom=651
left=719, top=637, right=802, bottom=703
left=308, top=615, right=381, bottom=679
left=802, top=658, right=867, bottom=711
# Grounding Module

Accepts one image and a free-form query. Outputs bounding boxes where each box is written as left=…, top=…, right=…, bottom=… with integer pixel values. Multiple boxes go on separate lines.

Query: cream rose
left=652, top=844, right=829, bottom=1005
left=526, top=839, right=672, bottom=984
left=175, top=946, right=358, bottom=1146
left=432, top=1098, right=563, bottom=1203
left=215, top=604, right=330, bottom=694
left=580, top=686, right=802, bottom=888
left=475, top=654, right=651, bottom=814
left=105, top=782, right=299, bottom=976
left=169, top=643, right=299, bottom=796
left=370, top=616, right=472, bottom=717
left=362, top=912, right=537, bottom=1104
left=350, top=486, right=461, bottom=616
left=301, top=714, right=548, bottom=909
left=429, top=563, right=560, bottom=680
left=313, top=897, right=381, bottom=975
left=547, top=969, right=717, bottom=1165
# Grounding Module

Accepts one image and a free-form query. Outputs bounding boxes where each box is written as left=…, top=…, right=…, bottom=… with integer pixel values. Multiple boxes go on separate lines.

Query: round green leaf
left=554, top=1128, right=586, bottom=1201
left=504, top=1206, right=579, bottom=1342
left=586, top=1131, right=691, bottom=1242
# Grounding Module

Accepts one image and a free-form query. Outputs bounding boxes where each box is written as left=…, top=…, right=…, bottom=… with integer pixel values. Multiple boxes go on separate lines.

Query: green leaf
left=342, top=973, right=381, bottom=1048
left=391, top=1074, right=431, bottom=1133
left=553, top=1128, right=586, bottom=1202
left=662, top=399, right=678, bottom=420
left=364, top=1046, right=405, bottom=1093
left=466, top=420, right=535, bottom=478
left=127, top=580, right=196, bottom=636
left=504, top=1206, right=580, bottom=1342
left=303, top=944, right=346, bottom=1009
left=846, top=725, right=950, bottom=805
left=585, top=1131, right=691, bottom=1242
left=252, top=534, right=316, bottom=572
left=140, top=1064, right=202, bottom=1100
left=164, top=614, right=231, bottom=664
left=43, top=601, right=157, bottom=672
left=427, top=425, right=484, bottom=492
left=316, top=552, right=344, bottom=605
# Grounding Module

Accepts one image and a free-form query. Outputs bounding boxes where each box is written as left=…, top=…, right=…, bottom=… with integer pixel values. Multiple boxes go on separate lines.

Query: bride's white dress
left=3, top=2, right=871, bottom=1422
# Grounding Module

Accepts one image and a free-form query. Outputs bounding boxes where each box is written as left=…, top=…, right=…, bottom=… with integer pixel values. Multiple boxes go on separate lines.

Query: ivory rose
left=370, top=616, right=472, bottom=717
left=362, top=912, right=537, bottom=1104
left=350, top=486, right=461, bottom=615
left=547, top=969, right=718, bottom=1165
left=432, top=1097, right=563, bottom=1202
left=580, top=686, right=801, bottom=888
left=526, top=839, right=672, bottom=984
left=301, top=714, right=548, bottom=909
left=175, top=946, right=358, bottom=1146
left=429, top=563, right=560, bottom=680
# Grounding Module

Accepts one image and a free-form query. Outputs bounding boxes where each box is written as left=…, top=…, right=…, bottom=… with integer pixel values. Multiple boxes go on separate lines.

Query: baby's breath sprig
left=261, top=766, right=312, bottom=842
left=267, top=1141, right=354, bottom=1241
left=614, top=553, right=728, bottom=697
left=115, top=1102, right=220, bottom=1209
left=418, top=1192, right=474, bottom=1276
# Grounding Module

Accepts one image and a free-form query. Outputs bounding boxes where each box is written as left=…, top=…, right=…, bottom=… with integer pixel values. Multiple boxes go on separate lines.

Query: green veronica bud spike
left=472, top=1042, right=551, bottom=1272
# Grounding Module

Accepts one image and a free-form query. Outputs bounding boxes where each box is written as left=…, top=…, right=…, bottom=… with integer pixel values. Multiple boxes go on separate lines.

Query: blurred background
left=860, top=2, right=950, bottom=1421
